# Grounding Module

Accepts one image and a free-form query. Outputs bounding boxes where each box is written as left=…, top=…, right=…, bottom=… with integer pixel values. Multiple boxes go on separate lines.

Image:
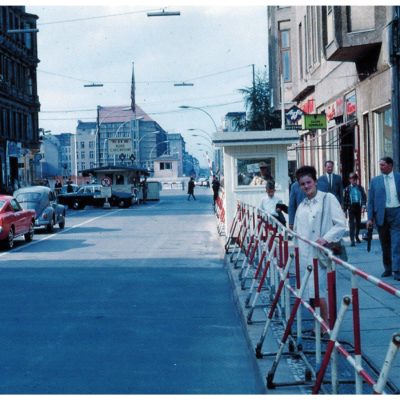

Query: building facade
left=0, top=6, right=40, bottom=192
left=97, top=105, right=167, bottom=170
left=75, top=120, right=97, bottom=172
left=269, top=6, right=397, bottom=188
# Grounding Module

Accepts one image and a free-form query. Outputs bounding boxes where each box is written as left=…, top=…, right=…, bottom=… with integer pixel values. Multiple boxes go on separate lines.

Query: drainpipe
left=391, top=6, right=400, bottom=171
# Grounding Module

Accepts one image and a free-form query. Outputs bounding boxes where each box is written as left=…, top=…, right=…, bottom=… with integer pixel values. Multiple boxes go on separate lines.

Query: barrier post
left=351, top=272, right=363, bottom=394
left=312, top=296, right=352, bottom=394
left=266, top=265, right=313, bottom=389
left=373, top=333, right=400, bottom=394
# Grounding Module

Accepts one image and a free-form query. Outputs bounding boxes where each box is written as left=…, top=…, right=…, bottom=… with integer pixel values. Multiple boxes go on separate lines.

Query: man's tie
left=384, top=174, right=391, bottom=205
left=328, top=174, right=332, bottom=191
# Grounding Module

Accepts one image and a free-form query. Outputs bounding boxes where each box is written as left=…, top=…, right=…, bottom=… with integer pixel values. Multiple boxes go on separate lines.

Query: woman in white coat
left=293, top=165, right=346, bottom=330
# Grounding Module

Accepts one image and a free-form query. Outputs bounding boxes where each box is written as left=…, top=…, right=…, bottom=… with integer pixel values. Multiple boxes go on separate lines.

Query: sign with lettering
left=108, top=138, right=132, bottom=156
left=303, top=114, right=327, bottom=130
left=286, top=105, right=304, bottom=123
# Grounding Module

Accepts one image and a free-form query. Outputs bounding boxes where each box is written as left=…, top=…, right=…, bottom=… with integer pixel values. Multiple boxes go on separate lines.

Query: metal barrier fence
left=224, top=201, right=400, bottom=394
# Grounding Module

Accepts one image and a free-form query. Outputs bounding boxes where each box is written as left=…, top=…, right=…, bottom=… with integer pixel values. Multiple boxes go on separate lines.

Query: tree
left=238, top=73, right=281, bottom=131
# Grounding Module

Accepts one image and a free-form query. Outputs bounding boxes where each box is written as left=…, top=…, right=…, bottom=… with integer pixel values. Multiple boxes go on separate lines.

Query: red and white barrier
left=224, top=200, right=400, bottom=394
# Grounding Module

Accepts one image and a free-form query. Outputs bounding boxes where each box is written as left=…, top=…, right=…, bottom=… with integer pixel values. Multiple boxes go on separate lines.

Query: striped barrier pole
left=312, top=296, right=352, bottom=394
left=351, top=272, right=363, bottom=394
left=246, top=239, right=278, bottom=324
left=266, top=265, right=313, bottom=389
left=255, top=254, right=294, bottom=358
left=373, top=333, right=400, bottom=394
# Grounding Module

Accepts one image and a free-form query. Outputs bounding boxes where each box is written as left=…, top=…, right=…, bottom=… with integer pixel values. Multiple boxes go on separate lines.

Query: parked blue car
left=14, top=186, right=66, bottom=232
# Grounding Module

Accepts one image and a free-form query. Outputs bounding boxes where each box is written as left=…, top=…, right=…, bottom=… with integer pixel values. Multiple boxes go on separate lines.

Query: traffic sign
left=101, top=177, right=112, bottom=187
left=129, top=154, right=136, bottom=161
left=119, top=153, right=126, bottom=161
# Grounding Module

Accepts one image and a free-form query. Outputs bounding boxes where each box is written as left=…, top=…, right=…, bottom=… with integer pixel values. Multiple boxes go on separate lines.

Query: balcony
left=325, top=6, right=385, bottom=64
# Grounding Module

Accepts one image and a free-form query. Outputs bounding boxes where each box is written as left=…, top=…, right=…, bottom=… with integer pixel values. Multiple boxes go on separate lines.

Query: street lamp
left=179, top=105, right=218, bottom=133
left=147, top=9, right=181, bottom=17
left=187, top=128, right=213, bottom=140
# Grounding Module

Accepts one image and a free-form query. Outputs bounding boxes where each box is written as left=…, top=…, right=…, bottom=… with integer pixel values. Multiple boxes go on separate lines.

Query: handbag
left=320, top=194, right=348, bottom=262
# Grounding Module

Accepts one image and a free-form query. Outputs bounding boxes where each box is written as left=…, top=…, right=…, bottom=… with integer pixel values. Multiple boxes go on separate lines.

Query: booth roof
left=79, top=165, right=150, bottom=176
left=212, top=129, right=299, bottom=147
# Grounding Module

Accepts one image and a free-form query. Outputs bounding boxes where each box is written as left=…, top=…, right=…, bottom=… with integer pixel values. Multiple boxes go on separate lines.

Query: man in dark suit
left=288, top=180, right=306, bottom=230
left=317, top=160, right=343, bottom=205
left=367, top=157, right=400, bottom=280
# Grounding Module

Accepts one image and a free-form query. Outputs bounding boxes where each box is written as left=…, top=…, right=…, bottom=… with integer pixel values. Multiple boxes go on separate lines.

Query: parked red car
left=0, top=195, right=36, bottom=249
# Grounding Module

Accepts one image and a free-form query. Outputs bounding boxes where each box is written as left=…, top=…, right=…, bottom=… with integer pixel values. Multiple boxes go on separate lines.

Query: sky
left=26, top=3, right=269, bottom=166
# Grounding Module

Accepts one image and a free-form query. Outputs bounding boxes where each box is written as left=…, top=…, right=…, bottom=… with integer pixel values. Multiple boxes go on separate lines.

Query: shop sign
left=300, top=97, right=315, bottom=114
left=7, top=141, right=21, bottom=157
left=303, top=114, right=327, bottom=130
left=326, top=97, right=344, bottom=121
left=345, top=91, right=357, bottom=121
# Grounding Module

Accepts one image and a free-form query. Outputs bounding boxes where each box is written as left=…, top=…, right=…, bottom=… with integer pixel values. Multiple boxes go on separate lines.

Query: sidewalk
left=223, top=222, right=400, bottom=394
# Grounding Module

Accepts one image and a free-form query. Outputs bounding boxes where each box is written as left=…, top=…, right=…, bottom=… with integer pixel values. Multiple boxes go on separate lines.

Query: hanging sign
left=303, top=114, right=327, bottom=130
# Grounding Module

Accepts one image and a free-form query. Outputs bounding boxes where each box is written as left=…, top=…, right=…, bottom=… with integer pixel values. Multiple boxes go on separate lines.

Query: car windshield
left=16, top=193, right=41, bottom=202
left=0, top=200, right=5, bottom=209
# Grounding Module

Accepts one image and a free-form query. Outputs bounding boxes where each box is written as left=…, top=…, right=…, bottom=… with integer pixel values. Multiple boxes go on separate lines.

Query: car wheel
left=59, top=215, right=65, bottom=229
left=117, top=199, right=125, bottom=208
left=47, top=218, right=54, bottom=233
left=72, top=200, right=80, bottom=210
left=4, top=228, right=14, bottom=249
left=24, top=222, right=34, bottom=242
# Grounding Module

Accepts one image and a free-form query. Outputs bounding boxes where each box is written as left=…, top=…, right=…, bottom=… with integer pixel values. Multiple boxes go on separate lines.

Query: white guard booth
left=213, top=129, right=299, bottom=232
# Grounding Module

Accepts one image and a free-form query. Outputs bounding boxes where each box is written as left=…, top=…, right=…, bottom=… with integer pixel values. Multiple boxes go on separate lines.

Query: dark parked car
left=59, top=183, right=79, bottom=194
left=14, top=186, right=66, bottom=232
left=57, top=184, right=133, bottom=210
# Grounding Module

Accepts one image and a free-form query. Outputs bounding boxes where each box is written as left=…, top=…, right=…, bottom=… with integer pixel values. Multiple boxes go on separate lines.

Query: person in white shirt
left=294, top=166, right=346, bottom=331
left=260, top=181, right=286, bottom=225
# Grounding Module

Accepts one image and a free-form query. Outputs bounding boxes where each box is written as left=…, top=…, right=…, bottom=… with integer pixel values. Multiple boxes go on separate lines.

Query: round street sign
left=119, top=153, right=126, bottom=161
left=101, top=177, right=112, bottom=187
left=130, top=154, right=136, bottom=161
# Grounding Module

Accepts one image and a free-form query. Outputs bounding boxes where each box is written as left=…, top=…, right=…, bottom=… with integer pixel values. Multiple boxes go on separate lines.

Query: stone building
left=0, top=6, right=40, bottom=192
left=268, top=6, right=397, bottom=188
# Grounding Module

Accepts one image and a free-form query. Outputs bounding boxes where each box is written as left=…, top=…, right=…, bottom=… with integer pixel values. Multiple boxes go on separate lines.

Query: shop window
left=160, top=162, right=172, bottom=170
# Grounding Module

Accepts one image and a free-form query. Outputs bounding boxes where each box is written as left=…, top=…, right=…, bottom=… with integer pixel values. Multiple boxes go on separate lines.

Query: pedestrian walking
left=317, top=160, right=343, bottom=205
left=211, top=175, right=220, bottom=206
left=141, top=178, right=148, bottom=204
left=54, top=179, right=62, bottom=196
left=367, top=156, right=400, bottom=280
left=187, top=177, right=196, bottom=200
left=288, top=180, right=306, bottom=230
left=294, top=166, right=346, bottom=329
left=343, top=172, right=367, bottom=246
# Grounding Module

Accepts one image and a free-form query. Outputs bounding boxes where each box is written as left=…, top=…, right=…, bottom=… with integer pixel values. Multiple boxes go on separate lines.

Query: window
left=280, top=30, right=291, bottom=82
left=81, top=151, right=85, bottom=159
left=236, top=158, right=276, bottom=186
left=160, top=162, right=172, bottom=170
left=89, top=141, right=94, bottom=149
left=374, top=107, right=393, bottom=160
left=80, top=141, right=85, bottom=149
left=89, top=151, right=94, bottom=159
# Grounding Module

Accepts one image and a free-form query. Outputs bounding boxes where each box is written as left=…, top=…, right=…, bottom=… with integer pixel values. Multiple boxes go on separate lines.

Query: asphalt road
left=0, top=187, right=264, bottom=394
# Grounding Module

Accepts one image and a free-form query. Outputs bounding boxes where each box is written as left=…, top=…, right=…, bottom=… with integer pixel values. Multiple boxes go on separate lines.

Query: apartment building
left=269, top=6, right=396, bottom=188
left=0, top=6, right=40, bottom=192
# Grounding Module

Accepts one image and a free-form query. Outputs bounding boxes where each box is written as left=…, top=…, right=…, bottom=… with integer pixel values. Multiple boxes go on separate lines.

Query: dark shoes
left=394, top=273, right=400, bottom=281
left=350, top=241, right=355, bottom=247
left=381, top=270, right=392, bottom=278
left=356, top=237, right=361, bottom=243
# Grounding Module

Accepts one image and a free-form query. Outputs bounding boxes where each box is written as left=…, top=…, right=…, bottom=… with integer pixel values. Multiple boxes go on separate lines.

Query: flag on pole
left=131, top=61, right=136, bottom=113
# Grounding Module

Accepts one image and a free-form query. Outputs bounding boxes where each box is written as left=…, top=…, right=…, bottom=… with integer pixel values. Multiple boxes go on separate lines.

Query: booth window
left=116, top=174, right=124, bottom=185
left=237, top=158, right=275, bottom=186
left=160, top=162, right=172, bottom=170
